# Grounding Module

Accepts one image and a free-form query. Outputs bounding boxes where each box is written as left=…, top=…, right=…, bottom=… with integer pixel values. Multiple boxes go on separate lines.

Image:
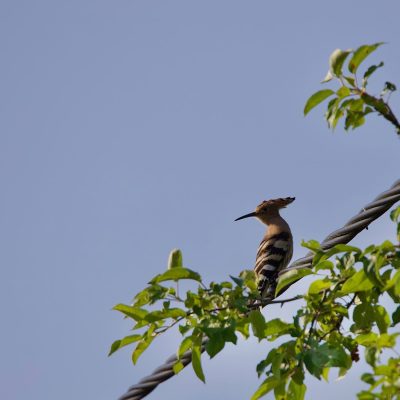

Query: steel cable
left=284, top=179, right=400, bottom=272
left=118, top=179, right=400, bottom=400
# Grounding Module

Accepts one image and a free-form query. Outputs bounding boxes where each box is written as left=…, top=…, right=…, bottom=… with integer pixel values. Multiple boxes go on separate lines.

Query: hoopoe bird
left=235, top=197, right=295, bottom=302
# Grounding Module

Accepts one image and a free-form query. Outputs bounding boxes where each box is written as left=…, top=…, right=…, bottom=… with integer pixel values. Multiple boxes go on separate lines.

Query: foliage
left=304, top=43, right=400, bottom=134
left=111, top=210, right=400, bottom=399
left=111, top=44, right=400, bottom=399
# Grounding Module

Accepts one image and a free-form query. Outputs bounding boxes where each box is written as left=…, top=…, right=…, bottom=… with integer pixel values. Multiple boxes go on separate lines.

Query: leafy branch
left=304, top=42, right=400, bottom=134
left=110, top=208, right=400, bottom=399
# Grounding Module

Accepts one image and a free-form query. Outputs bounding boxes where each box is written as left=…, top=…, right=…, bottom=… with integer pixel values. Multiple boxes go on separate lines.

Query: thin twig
left=318, top=293, right=357, bottom=341
left=307, top=291, right=327, bottom=342
left=248, top=295, right=303, bottom=309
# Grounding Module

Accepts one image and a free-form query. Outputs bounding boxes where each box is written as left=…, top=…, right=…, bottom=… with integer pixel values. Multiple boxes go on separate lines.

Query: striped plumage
left=255, top=231, right=293, bottom=298
left=235, top=197, right=295, bottom=300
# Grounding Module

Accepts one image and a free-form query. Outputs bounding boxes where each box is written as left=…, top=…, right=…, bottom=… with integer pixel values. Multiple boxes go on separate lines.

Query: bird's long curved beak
left=234, top=212, right=257, bottom=221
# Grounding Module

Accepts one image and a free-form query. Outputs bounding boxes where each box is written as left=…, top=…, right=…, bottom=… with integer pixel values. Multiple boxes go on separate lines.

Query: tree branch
left=248, top=295, right=303, bottom=309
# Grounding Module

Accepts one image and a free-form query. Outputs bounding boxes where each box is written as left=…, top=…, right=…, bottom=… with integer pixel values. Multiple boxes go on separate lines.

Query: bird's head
left=235, top=197, right=295, bottom=224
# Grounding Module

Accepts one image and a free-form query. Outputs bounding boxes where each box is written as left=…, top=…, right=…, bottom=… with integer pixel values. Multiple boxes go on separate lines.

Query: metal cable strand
left=118, top=179, right=400, bottom=400
left=118, top=338, right=208, bottom=400
left=283, top=179, right=400, bottom=273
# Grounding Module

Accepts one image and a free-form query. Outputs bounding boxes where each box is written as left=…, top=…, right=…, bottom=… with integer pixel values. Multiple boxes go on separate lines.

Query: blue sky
left=1, top=1, right=400, bottom=399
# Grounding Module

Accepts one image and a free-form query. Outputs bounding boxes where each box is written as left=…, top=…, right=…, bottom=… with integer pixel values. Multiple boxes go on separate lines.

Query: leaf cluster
left=304, top=43, right=400, bottom=134
left=110, top=265, right=260, bottom=381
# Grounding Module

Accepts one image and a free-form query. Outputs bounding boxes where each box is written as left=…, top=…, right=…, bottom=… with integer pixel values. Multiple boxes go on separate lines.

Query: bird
left=235, top=197, right=295, bottom=302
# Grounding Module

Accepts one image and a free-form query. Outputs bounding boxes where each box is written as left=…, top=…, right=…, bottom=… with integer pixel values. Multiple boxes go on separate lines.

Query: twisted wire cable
left=118, top=179, right=400, bottom=400
left=283, top=178, right=400, bottom=273
left=118, top=337, right=208, bottom=400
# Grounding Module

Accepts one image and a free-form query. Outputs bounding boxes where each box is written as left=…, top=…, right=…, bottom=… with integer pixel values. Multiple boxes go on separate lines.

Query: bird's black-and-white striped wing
left=254, top=231, right=293, bottom=298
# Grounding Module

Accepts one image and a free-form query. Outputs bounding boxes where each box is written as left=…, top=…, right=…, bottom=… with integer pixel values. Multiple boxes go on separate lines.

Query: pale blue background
left=1, top=1, right=400, bottom=399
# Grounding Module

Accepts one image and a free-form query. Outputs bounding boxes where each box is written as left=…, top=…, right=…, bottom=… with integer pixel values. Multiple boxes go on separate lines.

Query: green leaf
left=150, top=267, right=201, bottom=284
left=108, top=334, right=142, bottom=356
left=260, top=348, right=282, bottom=373
left=373, top=305, right=390, bottom=334
left=356, top=332, right=378, bottom=346
left=240, top=269, right=257, bottom=291
left=133, top=284, right=168, bottom=306
left=230, top=275, right=243, bottom=287
left=274, top=379, right=288, bottom=399
left=344, top=76, right=356, bottom=87
left=220, top=281, right=233, bottom=289
left=386, top=81, right=397, bottom=91
left=329, top=48, right=352, bottom=77
left=377, top=333, right=399, bottom=348
left=391, top=306, right=400, bottom=326
left=132, top=326, right=156, bottom=364
left=321, top=70, right=333, bottom=83
left=361, top=373, right=375, bottom=384
left=313, top=244, right=360, bottom=266
left=177, top=336, right=193, bottom=358
left=163, top=300, right=170, bottom=309
left=249, top=310, right=266, bottom=339
left=205, top=335, right=225, bottom=358
left=338, top=367, right=349, bottom=379
left=381, top=81, right=397, bottom=96
left=276, top=268, right=313, bottom=296
left=239, top=269, right=256, bottom=281
left=353, top=303, right=374, bottom=331
left=321, top=367, right=330, bottom=382
left=328, top=107, right=344, bottom=130
left=113, top=304, right=148, bottom=321
left=378, top=240, right=395, bottom=252
left=319, top=343, right=351, bottom=369
left=303, top=344, right=351, bottom=378
left=325, top=97, right=341, bottom=122
left=287, top=379, right=306, bottom=400
left=251, top=376, right=281, bottom=400
left=132, top=340, right=150, bottom=365
left=344, top=111, right=365, bottom=131
left=271, top=353, right=284, bottom=378
left=358, top=391, right=376, bottom=400
left=340, top=269, right=374, bottom=295
left=222, top=327, right=237, bottom=344
left=256, top=353, right=274, bottom=377
left=387, top=270, right=400, bottom=296
left=374, top=365, right=392, bottom=376
left=364, top=346, right=379, bottom=367
left=167, top=248, right=183, bottom=269
left=337, top=86, right=351, bottom=98
left=191, top=344, right=206, bottom=383
left=314, top=260, right=334, bottom=272
left=308, top=279, right=331, bottom=294
left=362, top=62, right=384, bottom=87
left=363, top=258, right=384, bottom=288
left=301, top=239, right=321, bottom=252
left=236, top=319, right=250, bottom=339
left=172, top=361, right=184, bottom=374
left=348, top=42, right=384, bottom=74
left=390, top=206, right=400, bottom=222
left=291, top=369, right=304, bottom=388
left=264, top=318, right=292, bottom=337
left=328, top=244, right=361, bottom=254
left=144, top=308, right=186, bottom=322
left=131, top=320, right=148, bottom=331
left=303, top=348, right=329, bottom=379
left=304, top=90, right=335, bottom=116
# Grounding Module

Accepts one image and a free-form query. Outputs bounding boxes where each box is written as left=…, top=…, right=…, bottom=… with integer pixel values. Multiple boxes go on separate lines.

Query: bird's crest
left=256, top=197, right=295, bottom=212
